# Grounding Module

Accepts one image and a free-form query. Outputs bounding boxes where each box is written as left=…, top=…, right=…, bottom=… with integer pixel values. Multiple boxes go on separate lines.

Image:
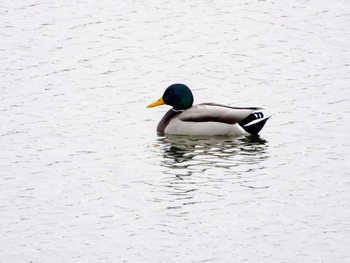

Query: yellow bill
left=147, top=97, right=165, bottom=108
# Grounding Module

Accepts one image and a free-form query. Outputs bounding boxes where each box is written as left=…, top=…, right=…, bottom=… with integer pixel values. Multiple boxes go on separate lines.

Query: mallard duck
left=147, top=84, right=270, bottom=136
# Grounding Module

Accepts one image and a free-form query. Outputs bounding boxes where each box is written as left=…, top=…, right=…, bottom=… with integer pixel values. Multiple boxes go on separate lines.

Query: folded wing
left=179, top=103, right=260, bottom=123
left=179, top=103, right=270, bottom=135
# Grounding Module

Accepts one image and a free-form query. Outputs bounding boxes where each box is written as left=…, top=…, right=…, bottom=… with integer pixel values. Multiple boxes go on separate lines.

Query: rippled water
left=1, top=0, right=350, bottom=262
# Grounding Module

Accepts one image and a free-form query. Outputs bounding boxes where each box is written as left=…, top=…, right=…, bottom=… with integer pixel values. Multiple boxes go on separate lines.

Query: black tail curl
left=238, top=112, right=270, bottom=135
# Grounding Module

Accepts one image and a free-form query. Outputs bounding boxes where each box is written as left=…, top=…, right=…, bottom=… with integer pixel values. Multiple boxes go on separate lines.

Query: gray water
left=1, top=0, right=350, bottom=262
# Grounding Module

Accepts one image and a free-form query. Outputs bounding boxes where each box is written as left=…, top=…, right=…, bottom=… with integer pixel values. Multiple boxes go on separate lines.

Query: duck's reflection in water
left=155, top=135, right=270, bottom=210
left=159, top=135, right=268, bottom=169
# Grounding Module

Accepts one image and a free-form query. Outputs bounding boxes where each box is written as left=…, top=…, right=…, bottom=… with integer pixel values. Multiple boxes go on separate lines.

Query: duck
left=147, top=83, right=270, bottom=136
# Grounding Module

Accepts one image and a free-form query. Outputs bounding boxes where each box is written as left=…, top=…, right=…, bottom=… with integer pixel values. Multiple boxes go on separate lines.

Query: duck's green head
left=147, top=84, right=194, bottom=111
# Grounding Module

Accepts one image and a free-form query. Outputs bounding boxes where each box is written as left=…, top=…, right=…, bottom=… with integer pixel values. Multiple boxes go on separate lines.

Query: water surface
left=1, top=0, right=350, bottom=262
